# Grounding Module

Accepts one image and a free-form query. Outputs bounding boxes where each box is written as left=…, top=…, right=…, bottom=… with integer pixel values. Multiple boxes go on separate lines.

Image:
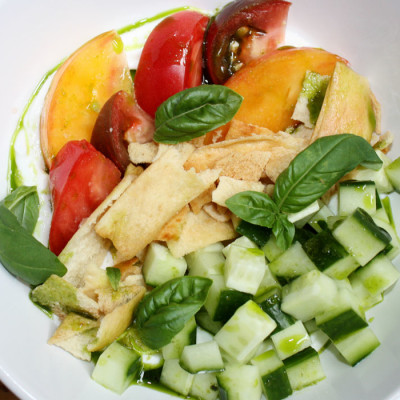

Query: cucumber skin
left=261, top=366, right=293, bottom=400
left=213, top=290, right=253, bottom=323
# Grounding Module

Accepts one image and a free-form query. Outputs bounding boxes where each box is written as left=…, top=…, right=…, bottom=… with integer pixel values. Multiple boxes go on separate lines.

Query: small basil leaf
left=106, top=267, right=121, bottom=291
left=136, top=276, right=212, bottom=349
left=272, top=215, right=295, bottom=250
left=274, top=134, right=382, bottom=213
left=1, top=186, right=39, bottom=234
left=225, top=191, right=279, bottom=228
left=154, top=85, right=243, bottom=144
left=0, top=205, right=67, bottom=285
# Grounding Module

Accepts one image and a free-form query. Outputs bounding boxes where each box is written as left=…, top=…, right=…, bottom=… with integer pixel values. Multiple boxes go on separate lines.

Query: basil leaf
left=272, top=214, right=295, bottom=251
left=274, top=134, right=383, bottom=213
left=1, top=186, right=39, bottom=234
left=136, top=276, right=212, bottom=349
left=106, top=267, right=121, bottom=291
left=154, top=85, right=243, bottom=144
left=0, top=205, right=67, bottom=285
left=236, top=220, right=272, bottom=248
left=225, top=191, right=279, bottom=228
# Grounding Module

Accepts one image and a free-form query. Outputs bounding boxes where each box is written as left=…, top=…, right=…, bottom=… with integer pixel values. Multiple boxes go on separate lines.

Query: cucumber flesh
left=160, top=359, right=194, bottom=396
left=338, top=180, right=376, bottom=216
left=190, top=372, right=219, bottom=400
left=385, top=156, right=400, bottom=192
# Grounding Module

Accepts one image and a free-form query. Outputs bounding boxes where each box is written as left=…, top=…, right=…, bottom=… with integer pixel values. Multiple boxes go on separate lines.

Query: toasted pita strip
left=225, top=119, right=275, bottom=140
left=156, top=205, right=190, bottom=241
left=95, top=145, right=220, bottom=260
left=128, top=141, right=159, bottom=164
left=167, top=209, right=237, bottom=258
left=59, top=165, right=143, bottom=288
left=203, top=203, right=231, bottom=222
left=212, top=176, right=265, bottom=207
left=88, top=285, right=146, bottom=352
left=264, top=146, right=301, bottom=182
left=189, top=184, right=216, bottom=214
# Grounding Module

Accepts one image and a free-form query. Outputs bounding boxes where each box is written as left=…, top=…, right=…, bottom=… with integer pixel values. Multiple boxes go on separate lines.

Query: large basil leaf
left=136, top=276, right=212, bottom=349
left=0, top=205, right=66, bottom=285
left=1, top=186, right=39, bottom=234
left=274, top=134, right=382, bottom=213
left=154, top=85, right=243, bottom=144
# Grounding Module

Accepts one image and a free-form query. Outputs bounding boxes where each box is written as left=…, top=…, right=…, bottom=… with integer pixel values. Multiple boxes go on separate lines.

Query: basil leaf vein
left=274, top=134, right=382, bottom=213
left=0, top=205, right=66, bottom=285
left=154, top=85, right=243, bottom=144
left=136, top=276, right=212, bottom=349
left=1, top=185, right=39, bottom=234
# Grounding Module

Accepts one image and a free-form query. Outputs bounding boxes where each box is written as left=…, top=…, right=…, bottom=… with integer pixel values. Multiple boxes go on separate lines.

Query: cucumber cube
left=215, top=300, right=277, bottom=364
left=186, top=243, right=225, bottom=278
left=224, top=245, right=266, bottom=295
left=190, top=373, right=219, bottom=400
left=385, top=156, right=400, bottom=192
left=143, top=242, right=187, bottom=286
left=308, top=202, right=334, bottom=233
left=281, top=270, right=338, bottom=321
left=332, top=208, right=391, bottom=266
left=262, top=235, right=285, bottom=262
left=180, top=340, right=224, bottom=374
left=333, top=327, right=380, bottom=366
left=217, top=365, right=262, bottom=400
left=283, top=347, right=325, bottom=390
left=222, top=236, right=258, bottom=256
left=287, top=200, right=320, bottom=228
left=91, top=342, right=141, bottom=394
left=160, top=359, right=194, bottom=396
left=269, top=241, right=317, bottom=281
left=255, top=265, right=281, bottom=297
left=271, top=321, right=311, bottom=360
left=251, top=350, right=293, bottom=400
left=338, top=180, right=376, bottom=216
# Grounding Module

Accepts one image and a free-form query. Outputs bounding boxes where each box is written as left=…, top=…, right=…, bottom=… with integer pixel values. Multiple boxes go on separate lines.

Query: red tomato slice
left=204, top=0, right=291, bottom=84
left=134, top=10, right=209, bottom=117
left=49, top=140, right=121, bottom=255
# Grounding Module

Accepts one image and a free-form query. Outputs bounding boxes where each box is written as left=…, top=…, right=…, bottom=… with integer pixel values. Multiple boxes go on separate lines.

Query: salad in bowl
left=1, top=0, right=400, bottom=400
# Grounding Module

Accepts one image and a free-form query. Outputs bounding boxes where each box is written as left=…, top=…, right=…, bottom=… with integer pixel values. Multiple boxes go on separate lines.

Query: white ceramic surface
left=0, top=1, right=400, bottom=399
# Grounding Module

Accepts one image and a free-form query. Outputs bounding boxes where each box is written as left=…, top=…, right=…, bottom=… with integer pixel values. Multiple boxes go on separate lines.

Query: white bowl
left=0, top=1, right=399, bottom=399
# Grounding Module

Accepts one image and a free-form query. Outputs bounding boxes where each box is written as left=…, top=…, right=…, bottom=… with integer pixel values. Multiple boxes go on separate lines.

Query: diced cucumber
left=224, top=245, right=266, bottom=295
left=186, top=243, right=225, bottom=278
left=236, top=220, right=272, bottom=248
left=269, top=241, right=317, bottom=281
left=204, top=275, right=252, bottom=322
left=287, top=200, right=320, bottom=228
left=332, top=208, right=391, bottom=266
left=251, top=349, right=293, bottom=400
left=332, top=327, right=380, bottom=366
left=309, top=329, right=330, bottom=353
left=349, top=254, right=400, bottom=297
left=281, top=270, right=338, bottom=321
left=196, top=310, right=223, bottom=335
left=190, top=372, right=219, bottom=400
left=215, top=300, right=277, bottom=364
left=160, top=358, right=194, bottom=396
left=351, top=150, right=393, bottom=193
left=350, top=277, right=383, bottom=310
left=303, top=230, right=359, bottom=279
left=283, top=347, right=325, bottom=390
left=262, top=235, right=285, bottom=262
left=222, top=236, right=258, bottom=256
left=385, top=156, right=400, bottom=192
left=255, top=265, right=281, bottom=297
left=217, top=364, right=262, bottom=400
left=256, top=288, right=295, bottom=332
left=372, top=216, right=400, bottom=260
left=307, top=201, right=334, bottom=233
left=180, top=340, right=224, bottom=373
left=143, top=242, right=187, bottom=287
left=271, top=321, right=311, bottom=360
left=91, top=341, right=141, bottom=394
left=338, top=180, right=376, bottom=215
left=162, top=316, right=196, bottom=360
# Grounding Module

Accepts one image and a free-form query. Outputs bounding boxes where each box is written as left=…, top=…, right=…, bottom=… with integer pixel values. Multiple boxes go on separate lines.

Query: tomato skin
left=204, top=0, right=291, bottom=84
left=49, top=140, right=121, bottom=255
left=134, top=10, right=209, bottom=117
left=91, top=90, right=154, bottom=172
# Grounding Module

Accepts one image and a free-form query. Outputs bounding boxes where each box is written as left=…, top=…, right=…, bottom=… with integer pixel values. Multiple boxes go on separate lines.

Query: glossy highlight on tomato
left=204, top=0, right=291, bottom=84
left=49, top=140, right=121, bottom=255
left=134, top=10, right=209, bottom=117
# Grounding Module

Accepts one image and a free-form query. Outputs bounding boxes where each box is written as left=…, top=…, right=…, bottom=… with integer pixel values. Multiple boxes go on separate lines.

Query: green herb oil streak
left=7, top=6, right=191, bottom=193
